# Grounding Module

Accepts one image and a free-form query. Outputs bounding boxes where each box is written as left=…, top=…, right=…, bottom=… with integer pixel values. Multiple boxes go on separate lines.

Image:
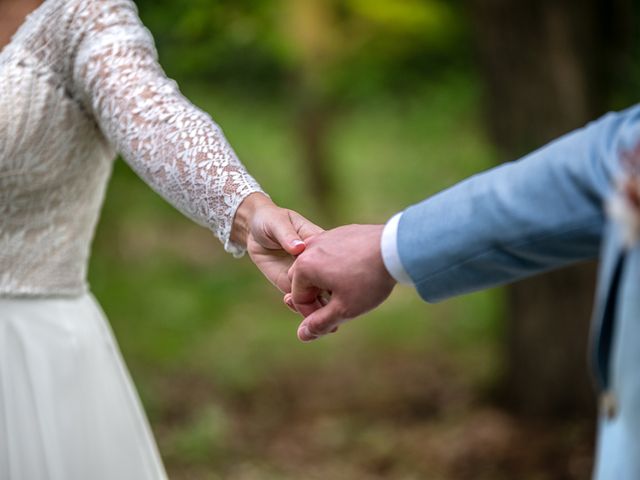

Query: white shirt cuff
left=380, top=212, right=413, bottom=285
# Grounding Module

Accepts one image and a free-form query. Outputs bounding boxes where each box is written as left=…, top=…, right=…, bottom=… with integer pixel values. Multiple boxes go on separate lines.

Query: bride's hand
left=231, top=193, right=323, bottom=292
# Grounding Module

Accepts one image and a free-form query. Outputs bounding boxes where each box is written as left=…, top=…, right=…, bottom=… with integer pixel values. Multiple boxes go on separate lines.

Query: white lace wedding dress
left=0, top=0, right=264, bottom=478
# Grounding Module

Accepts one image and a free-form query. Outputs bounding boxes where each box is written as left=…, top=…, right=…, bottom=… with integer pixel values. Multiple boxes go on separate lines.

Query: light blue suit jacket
left=395, top=105, right=640, bottom=479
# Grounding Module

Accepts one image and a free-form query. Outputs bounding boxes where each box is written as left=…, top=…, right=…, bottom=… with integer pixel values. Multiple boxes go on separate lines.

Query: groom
left=286, top=105, right=640, bottom=479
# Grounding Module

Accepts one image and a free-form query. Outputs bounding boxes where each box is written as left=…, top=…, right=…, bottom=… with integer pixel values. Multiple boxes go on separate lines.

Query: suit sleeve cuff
left=381, top=212, right=413, bottom=285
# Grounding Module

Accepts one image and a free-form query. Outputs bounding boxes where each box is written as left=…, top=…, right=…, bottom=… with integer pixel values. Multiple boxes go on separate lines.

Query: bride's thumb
left=271, top=217, right=306, bottom=255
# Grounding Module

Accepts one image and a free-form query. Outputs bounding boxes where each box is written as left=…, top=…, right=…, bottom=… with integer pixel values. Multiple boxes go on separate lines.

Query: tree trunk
left=295, top=97, right=336, bottom=216
left=469, top=0, right=632, bottom=417
left=282, top=0, right=338, bottom=219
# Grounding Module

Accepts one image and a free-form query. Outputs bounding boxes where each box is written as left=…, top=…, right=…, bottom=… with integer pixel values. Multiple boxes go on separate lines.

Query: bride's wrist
left=230, top=192, right=273, bottom=248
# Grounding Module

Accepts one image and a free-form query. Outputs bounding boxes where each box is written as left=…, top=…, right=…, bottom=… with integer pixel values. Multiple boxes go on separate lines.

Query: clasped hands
left=284, top=224, right=397, bottom=342
left=233, top=193, right=396, bottom=343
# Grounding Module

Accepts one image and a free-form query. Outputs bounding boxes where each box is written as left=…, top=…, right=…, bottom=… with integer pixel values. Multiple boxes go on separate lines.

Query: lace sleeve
left=72, top=0, right=264, bottom=256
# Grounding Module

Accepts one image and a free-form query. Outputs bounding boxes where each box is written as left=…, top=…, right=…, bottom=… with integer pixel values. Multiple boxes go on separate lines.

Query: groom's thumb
left=297, top=301, right=342, bottom=342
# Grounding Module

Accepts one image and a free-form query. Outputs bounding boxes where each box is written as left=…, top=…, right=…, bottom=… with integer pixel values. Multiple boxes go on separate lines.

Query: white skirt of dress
left=0, top=293, right=168, bottom=480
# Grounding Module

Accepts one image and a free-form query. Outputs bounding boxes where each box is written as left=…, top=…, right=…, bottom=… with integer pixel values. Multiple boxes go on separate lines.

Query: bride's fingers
left=289, top=210, right=324, bottom=239
left=318, top=290, right=331, bottom=306
left=284, top=293, right=297, bottom=312
left=284, top=292, right=329, bottom=314
left=284, top=293, right=326, bottom=317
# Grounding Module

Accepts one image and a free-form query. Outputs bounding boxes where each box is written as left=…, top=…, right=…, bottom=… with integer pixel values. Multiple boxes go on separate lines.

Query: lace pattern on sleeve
left=72, top=0, right=264, bottom=256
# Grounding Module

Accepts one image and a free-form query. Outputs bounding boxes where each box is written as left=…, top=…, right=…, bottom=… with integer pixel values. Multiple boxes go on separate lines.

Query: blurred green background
left=89, top=1, right=638, bottom=478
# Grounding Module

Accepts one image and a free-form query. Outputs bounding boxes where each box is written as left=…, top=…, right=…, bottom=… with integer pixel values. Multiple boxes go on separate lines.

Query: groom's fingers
left=290, top=256, right=328, bottom=317
left=290, top=274, right=322, bottom=318
left=284, top=292, right=328, bottom=316
left=297, top=300, right=343, bottom=342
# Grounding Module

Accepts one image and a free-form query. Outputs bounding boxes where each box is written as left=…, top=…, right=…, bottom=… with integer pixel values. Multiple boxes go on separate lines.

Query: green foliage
left=134, top=0, right=470, bottom=96
left=345, top=0, right=456, bottom=38
left=135, top=0, right=282, bottom=89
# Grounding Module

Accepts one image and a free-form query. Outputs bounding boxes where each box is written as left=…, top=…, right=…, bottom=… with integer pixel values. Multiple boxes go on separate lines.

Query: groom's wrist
left=381, top=212, right=413, bottom=285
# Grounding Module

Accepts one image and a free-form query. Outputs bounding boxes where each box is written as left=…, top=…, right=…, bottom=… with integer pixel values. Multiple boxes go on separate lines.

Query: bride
left=0, top=0, right=321, bottom=478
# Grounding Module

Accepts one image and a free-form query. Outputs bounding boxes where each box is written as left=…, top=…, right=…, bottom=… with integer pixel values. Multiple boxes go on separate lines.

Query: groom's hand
left=231, top=193, right=323, bottom=292
left=287, top=224, right=396, bottom=342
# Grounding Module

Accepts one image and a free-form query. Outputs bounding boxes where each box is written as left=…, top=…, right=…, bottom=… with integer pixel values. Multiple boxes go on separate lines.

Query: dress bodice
left=0, top=0, right=263, bottom=296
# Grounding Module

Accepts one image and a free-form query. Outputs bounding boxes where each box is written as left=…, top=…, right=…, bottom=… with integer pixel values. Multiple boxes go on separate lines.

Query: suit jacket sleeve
left=397, top=106, right=640, bottom=302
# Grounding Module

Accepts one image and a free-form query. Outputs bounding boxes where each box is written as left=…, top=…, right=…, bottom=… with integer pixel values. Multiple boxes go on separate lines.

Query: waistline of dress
left=0, top=283, right=89, bottom=300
